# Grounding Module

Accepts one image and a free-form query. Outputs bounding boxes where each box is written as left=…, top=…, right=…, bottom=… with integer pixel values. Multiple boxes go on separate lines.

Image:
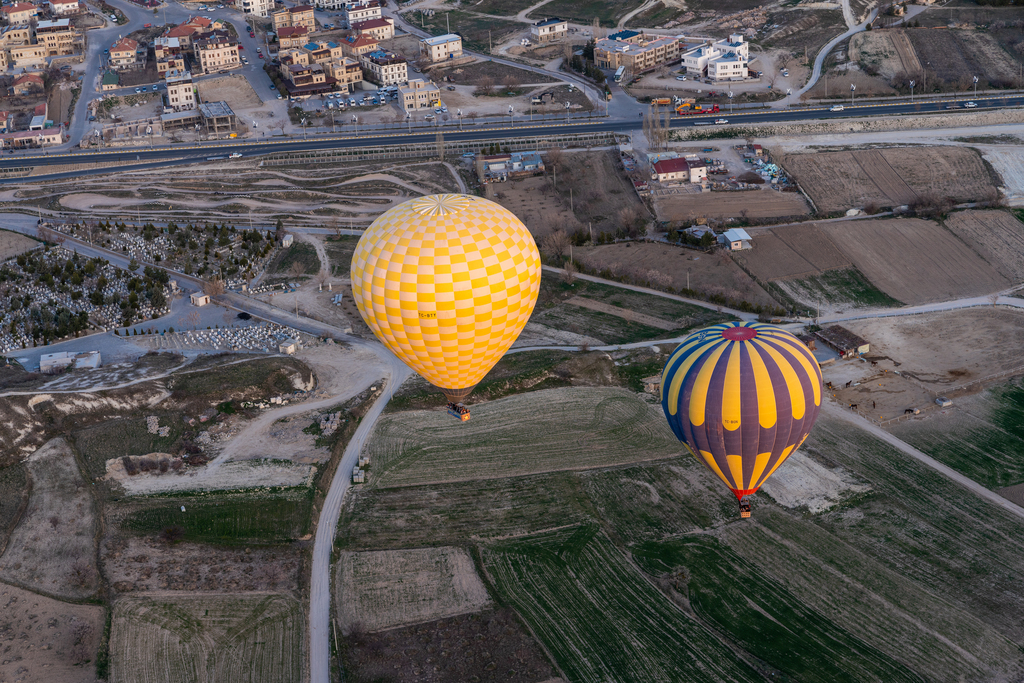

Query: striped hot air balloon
left=661, top=322, right=822, bottom=515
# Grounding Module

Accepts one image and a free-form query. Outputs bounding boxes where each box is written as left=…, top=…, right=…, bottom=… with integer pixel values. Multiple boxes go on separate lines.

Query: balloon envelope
left=350, top=193, right=541, bottom=402
left=661, top=322, right=822, bottom=500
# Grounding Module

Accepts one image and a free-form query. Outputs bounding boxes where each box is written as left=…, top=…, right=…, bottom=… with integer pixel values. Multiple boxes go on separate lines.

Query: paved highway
left=3, top=93, right=1022, bottom=180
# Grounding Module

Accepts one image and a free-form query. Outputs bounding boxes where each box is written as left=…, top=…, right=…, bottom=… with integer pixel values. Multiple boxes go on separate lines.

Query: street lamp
left=850, top=83, right=855, bottom=105
left=909, top=79, right=915, bottom=103
left=406, top=112, right=411, bottom=132
left=728, top=91, right=733, bottom=114
left=508, top=105, right=514, bottom=127
left=457, top=108, right=463, bottom=130
left=973, top=75, right=978, bottom=100
left=352, top=114, right=357, bottom=135
left=301, top=118, right=307, bottom=140
left=565, top=101, right=570, bottom=123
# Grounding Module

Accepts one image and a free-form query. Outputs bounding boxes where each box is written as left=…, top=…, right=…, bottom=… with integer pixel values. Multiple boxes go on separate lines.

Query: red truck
left=676, top=103, right=720, bottom=115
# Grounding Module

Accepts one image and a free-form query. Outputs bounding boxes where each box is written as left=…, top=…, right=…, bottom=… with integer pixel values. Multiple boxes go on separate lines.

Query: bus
left=614, top=66, right=625, bottom=83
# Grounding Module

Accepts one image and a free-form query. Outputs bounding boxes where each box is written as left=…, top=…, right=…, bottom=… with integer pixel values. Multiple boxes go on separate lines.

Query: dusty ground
left=102, top=536, right=300, bottom=593
left=0, top=438, right=98, bottom=599
left=943, top=210, right=1024, bottom=283
left=759, top=451, right=871, bottom=513
left=848, top=29, right=921, bottom=80
left=653, top=188, right=809, bottom=222
left=733, top=222, right=851, bottom=281
left=0, top=581, right=105, bottom=683
left=196, top=74, right=262, bottom=110
left=575, top=241, right=776, bottom=307
left=0, top=231, right=37, bottom=262
left=105, top=458, right=314, bottom=495
left=821, top=218, right=1009, bottom=304
left=336, top=547, right=491, bottom=634
left=492, top=175, right=576, bottom=239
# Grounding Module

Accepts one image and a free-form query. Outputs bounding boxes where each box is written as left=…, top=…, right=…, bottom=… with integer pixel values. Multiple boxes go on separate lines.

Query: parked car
left=829, top=104, right=844, bottom=112
left=143, top=22, right=151, bottom=27
left=134, top=87, right=141, bottom=93
left=269, top=83, right=275, bottom=89
left=446, top=84, right=456, bottom=90
left=676, top=75, right=686, bottom=81
left=258, top=53, right=263, bottom=59
left=277, top=94, right=282, bottom=99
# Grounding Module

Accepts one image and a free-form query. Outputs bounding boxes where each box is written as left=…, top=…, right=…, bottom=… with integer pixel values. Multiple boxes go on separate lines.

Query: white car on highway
left=829, top=105, right=844, bottom=112
left=965, top=101, right=978, bottom=108
left=714, top=118, right=728, bottom=124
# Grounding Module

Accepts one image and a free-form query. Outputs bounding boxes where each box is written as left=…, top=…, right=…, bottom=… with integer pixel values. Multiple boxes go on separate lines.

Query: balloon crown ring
left=411, top=194, right=473, bottom=217
left=721, top=326, right=758, bottom=341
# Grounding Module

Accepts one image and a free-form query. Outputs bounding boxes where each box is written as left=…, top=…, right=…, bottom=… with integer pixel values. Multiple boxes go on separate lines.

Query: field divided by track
left=944, top=210, right=1024, bottom=283
left=367, top=387, right=682, bottom=488
left=110, top=594, right=303, bottom=683
left=481, top=525, right=758, bottom=683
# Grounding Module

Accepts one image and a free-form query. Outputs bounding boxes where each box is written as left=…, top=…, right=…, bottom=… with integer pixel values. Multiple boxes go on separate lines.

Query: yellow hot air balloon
left=350, top=194, right=541, bottom=415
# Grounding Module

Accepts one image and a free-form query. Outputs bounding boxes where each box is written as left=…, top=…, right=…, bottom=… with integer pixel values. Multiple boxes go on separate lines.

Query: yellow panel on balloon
left=350, top=194, right=542, bottom=399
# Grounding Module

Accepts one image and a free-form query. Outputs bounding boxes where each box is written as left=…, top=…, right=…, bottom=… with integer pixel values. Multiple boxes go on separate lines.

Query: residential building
left=0, top=23, right=30, bottom=47
left=200, top=101, right=238, bottom=134
left=272, top=3, right=314, bottom=31
left=361, top=48, right=406, bottom=85
left=190, top=292, right=210, bottom=306
left=326, top=55, right=361, bottom=92
left=100, top=69, right=118, bottom=90
left=681, top=33, right=750, bottom=81
left=165, top=69, right=195, bottom=111
left=419, top=33, right=461, bottom=63
left=239, top=0, right=274, bottom=18
left=193, top=30, right=239, bottom=74
left=35, top=18, right=75, bottom=56
left=482, top=151, right=544, bottom=181
left=0, top=126, right=62, bottom=148
left=0, top=112, right=10, bottom=132
left=285, top=61, right=326, bottom=87
left=530, top=17, right=567, bottom=42
left=48, top=0, right=79, bottom=15
left=163, top=17, right=217, bottom=49
left=651, top=155, right=706, bottom=184
left=0, top=3, right=38, bottom=25
left=28, top=101, right=44, bottom=128
left=108, top=36, right=140, bottom=69
left=340, top=0, right=382, bottom=27
left=277, top=25, right=309, bottom=49
left=302, top=38, right=343, bottom=64
left=339, top=32, right=376, bottom=57
left=398, top=78, right=440, bottom=112
left=6, top=42, right=45, bottom=68
left=351, top=16, right=392, bottom=40
left=11, top=71, right=42, bottom=94
left=154, top=36, right=186, bottom=76
left=278, top=46, right=309, bottom=66
left=39, top=350, right=100, bottom=373
left=594, top=32, right=681, bottom=73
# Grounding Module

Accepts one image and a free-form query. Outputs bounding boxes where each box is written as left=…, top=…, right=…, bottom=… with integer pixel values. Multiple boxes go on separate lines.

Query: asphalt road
left=4, top=93, right=1023, bottom=180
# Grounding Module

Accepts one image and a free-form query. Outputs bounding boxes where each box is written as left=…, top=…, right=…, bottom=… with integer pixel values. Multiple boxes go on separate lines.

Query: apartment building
left=35, top=18, right=74, bottom=55
left=361, top=48, right=406, bottom=85
left=339, top=32, right=376, bottom=57
left=277, top=25, right=309, bottom=49
left=594, top=32, right=681, bottom=74
left=0, top=23, right=30, bottom=47
left=351, top=16, right=392, bottom=40
left=239, top=0, right=273, bottom=18
left=681, top=34, right=750, bottom=82
left=272, top=4, right=315, bottom=32
left=340, top=0, right=382, bottom=27
left=5, top=42, right=46, bottom=68
left=154, top=36, right=186, bottom=76
left=398, top=78, right=440, bottom=112
left=109, top=36, right=141, bottom=69
left=165, top=69, right=195, bottom=111
left=193, top=30, right=239, bottom=74
left=419, top=33, right=461, bottom=63
left=49, top=0, right=80, bottom=15
left=1, top=3, right=38, bottom=26
left=326, top=55, right=361, bottom=92
left=530, top=17, right=567, bottom=42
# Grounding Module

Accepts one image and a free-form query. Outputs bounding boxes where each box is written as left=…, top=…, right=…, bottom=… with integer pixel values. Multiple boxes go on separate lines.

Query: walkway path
left=618, top=0, right=658, bottom=29
left=786, top=7, right=881, bottom=105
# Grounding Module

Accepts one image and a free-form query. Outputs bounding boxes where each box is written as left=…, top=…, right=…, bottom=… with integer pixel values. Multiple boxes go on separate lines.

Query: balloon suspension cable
left=438, top=385, right=476, bottom=404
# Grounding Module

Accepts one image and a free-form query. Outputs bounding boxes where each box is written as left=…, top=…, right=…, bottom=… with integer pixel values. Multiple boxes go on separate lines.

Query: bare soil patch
left=335, top=547, right=491, bottom=634
left=652, top=188, right=809, bottom=222
left=906, top=29, right=1022, bottom=89
left=0, top=230, right=37, bottom=262
left=759, top=451, right=871, bottom=514
left=196, top=74, right=263, bottom=109
left=342, top=608, right=559, bottom=683
left=0, top=581, right=105, bottom=683
left=492, top=175, right=576, bottom=240
left=849, top=29, right=921, bottom=80
left=780, top=146, right=996, bottom=214
left=736, top=223, right=851, bottom=281
left=433, top=60, right=558, bottom=86
left=102, top=536, right=301, bottom=593
left=0, top=438, right=98, bottom=599
left=821, top=218, right=1009, bottom=304
left=575, top=241, right=776, bottom=308
left=944, top=210, right=1024, bottom=283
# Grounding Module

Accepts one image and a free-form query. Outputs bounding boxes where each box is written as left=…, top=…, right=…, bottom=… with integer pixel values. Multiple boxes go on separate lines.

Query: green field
left=482, top=526, right=759, bottom=682
left=525, top=0, right=643, bottom=27
left=272, top=242, right=318, bottom=275
left=890, top=379, right=1024, bottom=489
left=113, top=489, right=311, bottom=545
left=532, top=274, right=733, bottom=345
left=368, top=387, right=682, bottom=487
left=168, top=357, right=311, bottom=399
left=780, top=267, right=903, bottom=309
left=110, top=594, right=303, bottom=683
left=633, top=536, right=922, bottom=683
left=324, top=235, right=358, bottom=277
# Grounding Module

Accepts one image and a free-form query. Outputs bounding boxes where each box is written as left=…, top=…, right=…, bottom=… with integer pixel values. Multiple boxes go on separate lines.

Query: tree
left=475, top=75, right=495, bottom=96
left=503, top=74, right=521, bottom=93
left=128, top=257, right=139, bottom=271
left=435, top=130, right=445, bottom=161
left=203, top=278, right=226, bottom=297
left=288, top=259, right=306, bottom=279
left=187, top=310, right=200, bottom=330
left=540, top=230, right=570, bottom=260
left=275, top=218, right=285, bottom=242
left=561, top=259, right=577, bottom=284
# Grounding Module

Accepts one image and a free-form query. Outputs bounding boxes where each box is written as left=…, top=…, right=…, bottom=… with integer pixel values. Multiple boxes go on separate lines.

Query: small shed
left=279, top=338, right=300, bottom=355
left=190, top=293, right=210, bottom=307
left=813, top=325, right=869, bottom=359
left=719, top=228, right=752, bottom=251
left=281, top=234, right=294, bottom=247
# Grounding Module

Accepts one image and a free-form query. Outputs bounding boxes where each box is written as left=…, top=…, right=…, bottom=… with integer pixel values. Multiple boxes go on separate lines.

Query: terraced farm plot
left=482, top=526, right=759, bottom=683
left=944, top=210, right=1024, bottom=282
left=879, top=146, right=997, bottom=203
left=633, top=536, right=920, bottom=683
left=821, top=218, right=1009, bottom=304
left=110, top=594, right=303, bottom=683
left=335, top=547, right=491, bottom=633
left=652, top=188, right=809, bottom=221
left=737, top=231, right=820, bottom=281
left=367, top=387, right=683, bottom=488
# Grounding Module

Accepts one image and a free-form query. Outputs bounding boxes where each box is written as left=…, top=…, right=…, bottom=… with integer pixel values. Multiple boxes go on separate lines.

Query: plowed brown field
left=944, top=210, right=1024, bottom=283
left=653, top=188, right=808, bottom=221
left=736, top=223, right=850, bottom=281
left=821, top=218, right=1009, bottom=304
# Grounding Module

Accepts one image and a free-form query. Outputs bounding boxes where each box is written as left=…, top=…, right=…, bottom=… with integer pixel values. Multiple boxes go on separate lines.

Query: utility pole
left=488, top=30, right=491, bottom=53
left=446, top=12, right=449, bottom=34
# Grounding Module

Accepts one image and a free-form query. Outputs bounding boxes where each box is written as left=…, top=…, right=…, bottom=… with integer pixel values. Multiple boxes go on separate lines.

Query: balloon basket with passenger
left=738, top=498, right=752, bottom=518
left=446, top=402, right=470, bottom=421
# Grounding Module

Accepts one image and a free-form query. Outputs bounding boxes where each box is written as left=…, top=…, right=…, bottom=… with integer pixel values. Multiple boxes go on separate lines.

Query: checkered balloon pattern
left=350, top=194, right=541, bottom=398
